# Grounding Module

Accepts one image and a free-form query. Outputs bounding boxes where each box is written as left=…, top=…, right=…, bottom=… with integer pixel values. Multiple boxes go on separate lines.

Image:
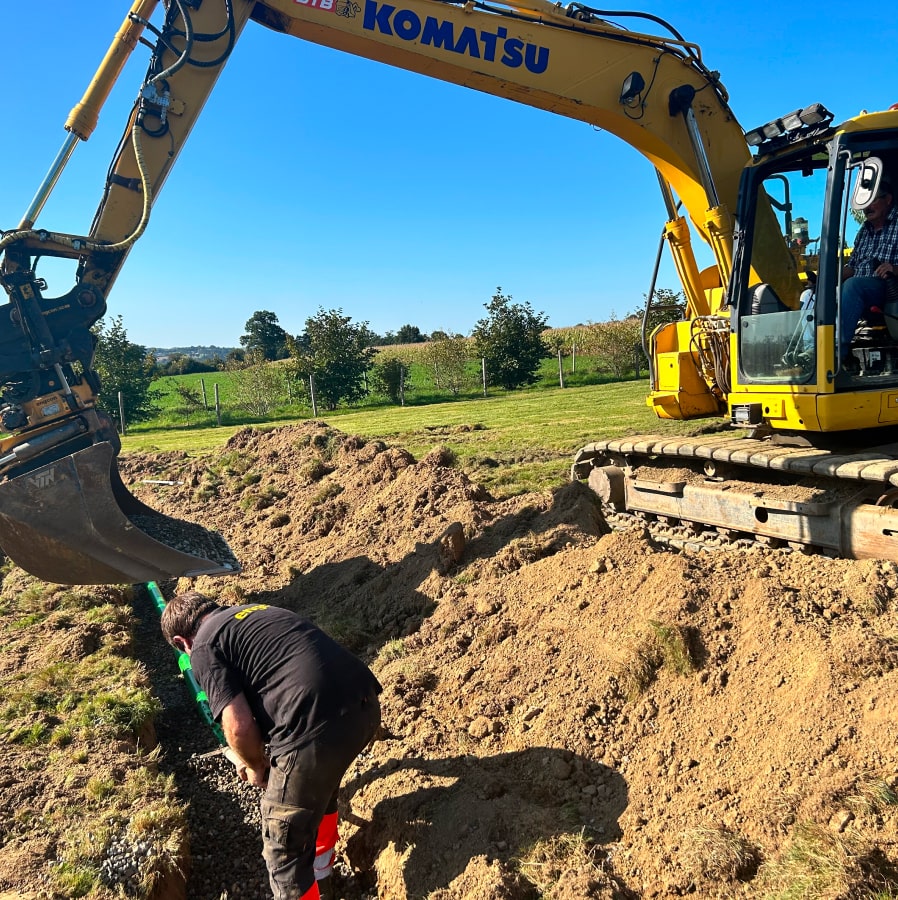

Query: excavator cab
left=729, top=120, right=898, bottom=430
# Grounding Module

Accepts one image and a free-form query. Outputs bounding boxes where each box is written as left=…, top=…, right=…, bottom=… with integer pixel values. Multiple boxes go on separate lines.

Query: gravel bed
left=131, top=587, right=271, bottom=899
left=130, top=515, right=241, bottom=572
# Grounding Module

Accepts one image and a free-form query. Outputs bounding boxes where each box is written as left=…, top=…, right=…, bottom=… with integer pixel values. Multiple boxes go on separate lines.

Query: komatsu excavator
left=1, top=0, right=897, bottom=584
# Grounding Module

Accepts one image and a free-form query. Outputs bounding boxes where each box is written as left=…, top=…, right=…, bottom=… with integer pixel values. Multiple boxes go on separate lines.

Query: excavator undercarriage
left=572, top=435, right=898, bottom=559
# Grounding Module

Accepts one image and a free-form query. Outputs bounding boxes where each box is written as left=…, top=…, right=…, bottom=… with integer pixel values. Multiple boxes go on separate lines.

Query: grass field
left=122, top=378, right=710, bottom=497
left=143, top=350, right=636, bottom=426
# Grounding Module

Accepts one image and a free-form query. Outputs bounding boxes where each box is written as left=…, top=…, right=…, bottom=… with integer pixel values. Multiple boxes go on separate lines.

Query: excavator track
left=572, top=434, right=898, bottom=561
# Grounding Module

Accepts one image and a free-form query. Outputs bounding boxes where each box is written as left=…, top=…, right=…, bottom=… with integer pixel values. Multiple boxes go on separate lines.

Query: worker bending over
left=161, top=592, right=382, bottom=900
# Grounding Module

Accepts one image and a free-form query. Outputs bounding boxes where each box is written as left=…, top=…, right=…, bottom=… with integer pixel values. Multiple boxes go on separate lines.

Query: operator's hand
left=875, top=261, right=895, bottom=278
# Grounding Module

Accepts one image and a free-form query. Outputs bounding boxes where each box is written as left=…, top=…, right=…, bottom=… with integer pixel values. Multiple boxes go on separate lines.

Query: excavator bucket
left=0, top=441, right=239, bottom=585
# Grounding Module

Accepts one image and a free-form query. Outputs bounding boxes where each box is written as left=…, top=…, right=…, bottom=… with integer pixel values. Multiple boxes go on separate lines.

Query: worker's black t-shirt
left=189, top=604, right=381, bottom=757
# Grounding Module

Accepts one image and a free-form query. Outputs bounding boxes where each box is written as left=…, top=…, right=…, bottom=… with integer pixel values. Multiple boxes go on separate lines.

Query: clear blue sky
left=2, top=2, right=896, bottom=349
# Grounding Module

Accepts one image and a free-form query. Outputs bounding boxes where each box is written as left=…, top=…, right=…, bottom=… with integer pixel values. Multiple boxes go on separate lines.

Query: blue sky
left=2, top=3, right=896, bottom=349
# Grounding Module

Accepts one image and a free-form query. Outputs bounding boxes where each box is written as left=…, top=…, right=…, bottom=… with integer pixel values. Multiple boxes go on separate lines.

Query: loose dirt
left=8, top=420, right=898, bottom=898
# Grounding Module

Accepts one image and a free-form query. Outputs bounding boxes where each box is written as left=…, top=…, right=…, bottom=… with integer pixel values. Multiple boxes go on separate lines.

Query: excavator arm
left=0, top=0, right=789, bottom=583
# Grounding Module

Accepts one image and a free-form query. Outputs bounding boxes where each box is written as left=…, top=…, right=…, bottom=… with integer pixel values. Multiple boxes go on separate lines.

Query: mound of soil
left=11, top=420, right=898, bottom=898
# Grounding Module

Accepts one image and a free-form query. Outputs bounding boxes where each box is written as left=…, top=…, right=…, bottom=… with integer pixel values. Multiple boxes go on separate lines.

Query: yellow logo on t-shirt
left=233, top=604, right=269, bottom=620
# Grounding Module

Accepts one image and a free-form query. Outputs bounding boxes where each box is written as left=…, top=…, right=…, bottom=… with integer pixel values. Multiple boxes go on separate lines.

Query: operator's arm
left=220, top=692, right=269, bottom=787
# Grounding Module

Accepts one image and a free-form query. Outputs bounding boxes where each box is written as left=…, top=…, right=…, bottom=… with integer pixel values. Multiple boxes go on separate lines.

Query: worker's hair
left=160, top=591, right=221, bottom=646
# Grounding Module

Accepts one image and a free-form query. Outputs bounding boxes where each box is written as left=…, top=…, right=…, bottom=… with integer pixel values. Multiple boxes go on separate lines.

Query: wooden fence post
left=214, top=384, right=221, bottom=426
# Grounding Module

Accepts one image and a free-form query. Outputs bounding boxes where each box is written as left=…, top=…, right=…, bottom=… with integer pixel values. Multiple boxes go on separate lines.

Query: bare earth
left=8, top=419, right=898, bottom=898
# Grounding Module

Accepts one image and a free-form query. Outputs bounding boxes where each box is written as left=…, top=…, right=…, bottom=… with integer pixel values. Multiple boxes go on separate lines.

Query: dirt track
left=5, top=420, right=898, bottom=898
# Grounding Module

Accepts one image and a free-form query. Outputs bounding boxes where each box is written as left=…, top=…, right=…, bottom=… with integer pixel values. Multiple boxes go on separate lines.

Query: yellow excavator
left=1, top=0, right=897, bottom=584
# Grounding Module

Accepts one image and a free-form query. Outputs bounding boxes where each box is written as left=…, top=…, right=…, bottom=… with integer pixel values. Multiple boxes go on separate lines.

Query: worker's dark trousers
left=260, top=691, right=381, bottom=900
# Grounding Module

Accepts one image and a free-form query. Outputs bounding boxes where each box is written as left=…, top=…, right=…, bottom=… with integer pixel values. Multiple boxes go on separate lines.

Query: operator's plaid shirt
left=850, top=206, right=898, bottom=277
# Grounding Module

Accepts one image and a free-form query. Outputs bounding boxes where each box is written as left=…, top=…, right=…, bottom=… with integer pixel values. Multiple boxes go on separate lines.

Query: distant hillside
left=150, top=345, right=238, bottom=363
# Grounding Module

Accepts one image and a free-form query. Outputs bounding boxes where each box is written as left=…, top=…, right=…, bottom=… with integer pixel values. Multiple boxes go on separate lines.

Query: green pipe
left=145, top=581, right=225, bottom=746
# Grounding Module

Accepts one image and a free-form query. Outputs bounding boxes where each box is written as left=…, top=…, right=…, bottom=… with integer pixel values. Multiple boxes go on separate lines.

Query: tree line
left=93, top=287, right=685, bottom=429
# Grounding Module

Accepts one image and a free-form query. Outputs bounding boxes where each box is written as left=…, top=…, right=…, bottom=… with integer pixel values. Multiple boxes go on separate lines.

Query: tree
left=582, top=315, right=642, bottom=379
left=92, top=315, right=157, bottom=428
left=420, top=334, right=471, bottom=395
left=395, top=324, right=427, bottom=344
left=157, top=354, right=216, bottom=377
left=226, top=351, right=287, bottom=418
left=471, top=287, right=549, bottom=390
left=291, top=308, right=376, bottom=411
left=370, top=355, right=408, bottom=404
left=171, top=380, right=204, bottom=426
left=240, top=310, right=289, bottom=361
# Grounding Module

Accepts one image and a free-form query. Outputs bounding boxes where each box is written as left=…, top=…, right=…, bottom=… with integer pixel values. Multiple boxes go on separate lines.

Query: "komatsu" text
left=362, top=1, right=550, bottom=73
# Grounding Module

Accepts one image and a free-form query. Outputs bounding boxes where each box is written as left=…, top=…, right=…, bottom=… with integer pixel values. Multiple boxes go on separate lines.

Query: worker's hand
left=875, top=261, right=895, bottom=278
left=223, top=747, right=269, bottom=787
left=243, top=764, right=270, bottom=789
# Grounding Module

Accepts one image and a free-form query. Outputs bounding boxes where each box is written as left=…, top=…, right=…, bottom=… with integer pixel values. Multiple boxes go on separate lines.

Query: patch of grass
left=682, top=825, right=760, bottom=882
left=241, top=483, right=289, bottom=511
left=452, top=567, right=479, bottom=586
left=49, top=724, right=74, bottom=747
left=47, top=861, right=98, bottom=897
left=755, top=821, right=898, bottom=898
left=217, top=450, right=257, bottom=477
left=11, top=612, right=46, bottom=629
left=377, top=639, right=408, bottom=663
left=71, top=688, right=161, bottom=736
left=85, top=775, right=116, bottom=802
left=8, top=721, right=49, bottom=745
left=84, top=603, right=129, bottom=626
left=310, top=430, right=342, bottom=461
left=301, top=459, right=332, bottom=481
left=515, top=830, right=609, bottom=896
left=847, top=776, right=898, bottom=817
left=313, top=480, right=344, bottom=504
left=617, top=619, right=697, bottom=700
left=648, top=619, right=697, bottom=677
left=318, top=617, right=367, bottom=652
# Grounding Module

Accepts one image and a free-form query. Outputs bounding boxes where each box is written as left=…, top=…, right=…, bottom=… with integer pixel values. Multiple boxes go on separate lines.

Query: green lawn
left=121, top=379, right=708, bottom=497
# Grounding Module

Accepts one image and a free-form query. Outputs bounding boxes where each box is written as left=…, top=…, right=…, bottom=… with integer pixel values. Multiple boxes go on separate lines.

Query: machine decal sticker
left=293, top=0, right=550, bottom=73
left=28, top=468, right=55, bottom=489
left=362, top=1, right=549, bottom=73
left=295, top=0, right=361, bottom=15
